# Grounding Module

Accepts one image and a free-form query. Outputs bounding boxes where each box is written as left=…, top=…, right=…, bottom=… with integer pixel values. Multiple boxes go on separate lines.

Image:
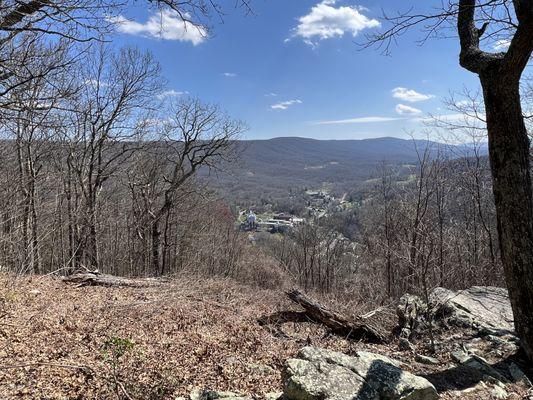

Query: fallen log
left=286, top=289, right=387, bottom=344
left=62, top=272, right=166, bottom=288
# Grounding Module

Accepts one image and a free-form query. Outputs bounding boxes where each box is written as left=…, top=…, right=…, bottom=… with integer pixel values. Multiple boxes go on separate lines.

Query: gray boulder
left=190, top=389, right=252, bottom=400
left=459, top=354, right=509, bottom=383
left=508, top=363, right=532, bottom=387
left=283, top=347, right=439, bottom=400
left=415, top=354, right=439, bottom=366
left=398, top=338, right=415, bottom=352
left=430, top=287, right=514, bottom=334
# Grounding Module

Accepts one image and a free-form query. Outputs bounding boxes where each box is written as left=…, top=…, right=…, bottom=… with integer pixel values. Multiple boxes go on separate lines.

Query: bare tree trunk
left=151, top=220, right=161, bottom=275
left=16, top=137, right=29, bottom=269
left=162, top=209, right=171, bottom=275
left=65, top=157, right=77, bottom=273
left=85, top=195, right=99, bottom=270
left=480, top=73, right=533, bottom=360
left=29, top=172, right=40, bottom=273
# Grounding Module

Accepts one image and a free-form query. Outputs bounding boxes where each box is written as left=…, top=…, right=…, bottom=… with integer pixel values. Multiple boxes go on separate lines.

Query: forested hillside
left=208, top=137, right=487, bottom=203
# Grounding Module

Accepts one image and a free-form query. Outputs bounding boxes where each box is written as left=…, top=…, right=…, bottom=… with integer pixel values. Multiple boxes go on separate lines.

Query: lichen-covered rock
left=430, top=287, right=514, bottom=334
left=283, top=347, right=439, bottom=400
left=265, top=392, right=283, bottom=400
left=415, top=354, right=439, bottom=365
left=463, top=355, right=508, bottom=383
left=190, top=389, right=252, bottom=400
left=397, top=294, right=427, bottom=339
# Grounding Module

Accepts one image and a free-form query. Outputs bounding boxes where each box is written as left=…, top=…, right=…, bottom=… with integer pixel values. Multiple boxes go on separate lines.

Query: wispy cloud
left=265, top=92, right=278, bottom=97
left=312, top=116, right=404, bottom=125
left=291, top=0, right=379, bottom=46
left=391, top=87, right=434, bottom=103
left=157, top=89, right=187, bottom=100
left=395, top=103, right=422, bottom=115
left=493, top=39, right=511, bottom=51
left=85, top=79, right=110, bottom=88
left=271, top=99, right=303, bottom=110
left=416, top=113, right=486, bottom=125
left=222, top=72, right=237, bottom=78
left=109, top=10, right=206, bottom=45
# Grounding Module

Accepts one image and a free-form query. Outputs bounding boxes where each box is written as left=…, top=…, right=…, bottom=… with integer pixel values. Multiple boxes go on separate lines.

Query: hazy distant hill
left=206, top=136, right=477, bottom=203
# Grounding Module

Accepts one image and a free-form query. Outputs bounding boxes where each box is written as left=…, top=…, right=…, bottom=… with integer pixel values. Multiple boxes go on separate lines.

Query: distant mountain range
left=205, top=136, right=487, bottom=202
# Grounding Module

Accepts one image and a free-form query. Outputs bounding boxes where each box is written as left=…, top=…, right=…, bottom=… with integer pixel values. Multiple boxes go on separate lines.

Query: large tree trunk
left=480, top=72, right=533, bottom=360
left=455, top=0, right=533, bottom=362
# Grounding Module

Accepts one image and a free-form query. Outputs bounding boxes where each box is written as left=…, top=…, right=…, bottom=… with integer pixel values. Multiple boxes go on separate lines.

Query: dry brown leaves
left=0, top=274, right=365, bottom=399
left=0, top=273, right=530, bottom=400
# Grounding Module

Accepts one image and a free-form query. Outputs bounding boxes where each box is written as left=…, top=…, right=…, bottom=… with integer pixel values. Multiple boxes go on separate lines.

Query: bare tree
left=266, top=221, right=355, bottom=294
left=369, top=1, right=533, bottom=360
left=62, top=45, right=161, bottom=271
left=127, top=98, right=244, bottom=275
left=0, top=32, right=75, bottom=274
left=0, top=0, right=251, bottom=111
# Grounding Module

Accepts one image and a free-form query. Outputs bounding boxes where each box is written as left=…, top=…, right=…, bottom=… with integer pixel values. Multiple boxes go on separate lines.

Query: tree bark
left=85, top=196, right=99, bottom=270
left=480, top=71, right=533, bottom=360
left=287, top=289, right=387, bottom=344
left=151, top=220, right=162, bottom=275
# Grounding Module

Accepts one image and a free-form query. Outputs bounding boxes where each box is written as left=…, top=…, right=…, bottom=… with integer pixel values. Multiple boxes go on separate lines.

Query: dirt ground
left=0, top=273, right=531, bottom=399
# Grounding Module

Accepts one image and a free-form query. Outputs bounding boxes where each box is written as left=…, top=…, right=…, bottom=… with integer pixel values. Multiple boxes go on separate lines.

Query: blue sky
left=110, top=0, right=484, bottom=140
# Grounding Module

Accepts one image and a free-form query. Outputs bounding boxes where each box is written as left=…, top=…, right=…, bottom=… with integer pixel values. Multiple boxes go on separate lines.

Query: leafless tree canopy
left=367, top=1, right=523, bottom=53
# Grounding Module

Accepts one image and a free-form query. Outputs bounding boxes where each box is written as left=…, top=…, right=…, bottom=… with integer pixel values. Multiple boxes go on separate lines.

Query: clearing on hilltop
left=0, top=0, right=532, bottom=399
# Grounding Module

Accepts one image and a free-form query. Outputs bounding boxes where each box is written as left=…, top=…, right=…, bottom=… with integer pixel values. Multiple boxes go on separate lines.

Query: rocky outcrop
left=397, top=286, right=515, bottom=339
left=451, top=347, right=532, bottom=388
left=397, top=294, right=428, bottom=339
left=458, top=352, right=509, bottom=383
left=283, top=347, right=439, bottom=400
left=396, top=294, right=428, bottom=339
left=430, top=286, right=514, bottom=335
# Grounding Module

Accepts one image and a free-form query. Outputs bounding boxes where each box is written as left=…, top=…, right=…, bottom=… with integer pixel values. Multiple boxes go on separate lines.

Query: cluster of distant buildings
left=240, top=211, right=304, bottom=233
left=305, top=190, right=332, bottom=218
left=237, top=189, right=351, bottom=235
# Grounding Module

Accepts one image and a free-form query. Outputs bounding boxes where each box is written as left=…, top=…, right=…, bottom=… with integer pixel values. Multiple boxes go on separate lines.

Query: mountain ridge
left=208, top=136, right=486, bottom=202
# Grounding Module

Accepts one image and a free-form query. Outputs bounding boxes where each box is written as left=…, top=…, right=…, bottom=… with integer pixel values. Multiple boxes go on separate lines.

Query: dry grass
left=0, top=273, right=531, bottom=399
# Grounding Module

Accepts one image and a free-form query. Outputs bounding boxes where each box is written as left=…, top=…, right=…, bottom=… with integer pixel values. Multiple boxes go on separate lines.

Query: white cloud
left=395, top=103, right=422, bottom=115
left=392, top=87, right=434, bottom=103
left=265, top=92, right=278, bottom=97
left=109, top=10, right=206, bottom=45
left=416, top=113, right=486, bottom=125
left=313, top=116, right=403, bottom=125
left=493, top=39, right=511, bottom=51
left=157, top=89, right=187, bottom=100
left=293, top=0, right=379, bottom=45
left=271, top=99, right=302, bottom=110
left=84, top=79, right=110, bottom=88
left=455, top=100, right=470, bottom=107
left=222, top=72, right=237, bottom=78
